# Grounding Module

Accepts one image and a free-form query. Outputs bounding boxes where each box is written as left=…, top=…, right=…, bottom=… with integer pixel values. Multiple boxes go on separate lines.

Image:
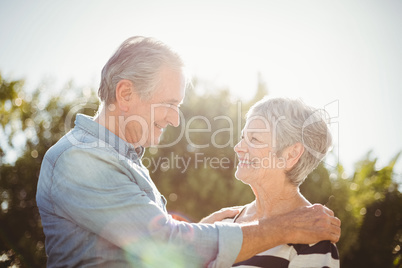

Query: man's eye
left=167, top=103, right=179, bottom=109
left=161, top=103, right=172, bottom=108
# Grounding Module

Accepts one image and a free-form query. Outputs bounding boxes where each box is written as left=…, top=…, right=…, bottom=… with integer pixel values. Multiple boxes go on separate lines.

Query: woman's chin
left=234, top=170, right=247, bottom=183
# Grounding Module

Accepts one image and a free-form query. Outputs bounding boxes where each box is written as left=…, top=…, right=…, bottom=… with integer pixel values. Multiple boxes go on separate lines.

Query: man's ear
left=283, top=142, right=305, bottom=169
left=115, top=79, right=134, bottom=112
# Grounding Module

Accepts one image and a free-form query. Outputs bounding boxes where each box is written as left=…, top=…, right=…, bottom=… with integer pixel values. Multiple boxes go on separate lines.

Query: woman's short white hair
left=246, top=97, right=332, bottom=185
left=98, top=36, right=185, bottom=104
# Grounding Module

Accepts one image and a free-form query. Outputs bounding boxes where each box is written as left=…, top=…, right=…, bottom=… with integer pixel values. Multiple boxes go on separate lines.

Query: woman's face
left=234, top=117, right=286, bottom=184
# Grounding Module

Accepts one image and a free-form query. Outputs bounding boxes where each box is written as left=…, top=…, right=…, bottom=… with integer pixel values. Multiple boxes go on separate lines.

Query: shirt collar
left=74, top=113, right=145, bottom=161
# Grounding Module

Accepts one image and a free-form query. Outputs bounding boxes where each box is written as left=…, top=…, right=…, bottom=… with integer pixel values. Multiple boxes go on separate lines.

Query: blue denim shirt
left=36, top=114, right=242, bottom=267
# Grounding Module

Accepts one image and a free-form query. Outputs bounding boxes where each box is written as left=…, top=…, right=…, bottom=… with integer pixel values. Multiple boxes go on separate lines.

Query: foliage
left=329, top=153, right=402, bottom=267
left=0, top=73, right=401, bottom=267
left=301, top=152, right=402, bottom=267
left=0, top=74, right=99, bottom=267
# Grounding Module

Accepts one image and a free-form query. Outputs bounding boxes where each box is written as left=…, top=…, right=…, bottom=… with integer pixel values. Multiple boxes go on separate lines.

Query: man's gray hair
left=246, top=97, right=332, bottom=185
left=98, top=36, right=185, bottom=104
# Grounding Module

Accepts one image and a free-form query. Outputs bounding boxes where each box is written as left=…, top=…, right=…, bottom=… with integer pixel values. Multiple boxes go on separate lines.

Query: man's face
left=122, top=67, right=185, bottom=148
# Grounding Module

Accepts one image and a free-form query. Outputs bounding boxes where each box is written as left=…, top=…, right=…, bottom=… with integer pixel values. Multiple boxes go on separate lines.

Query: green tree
left=1, top=72, right=401, bottom=267
left=343, top=189, right=402, bottom=267
left=300, top=162, right=333, bottom=205
left=301, top=150, right=402, bottom=267
left=338, top=153, right=402, bottom=267
left=0, top=74, right=98, bottom=267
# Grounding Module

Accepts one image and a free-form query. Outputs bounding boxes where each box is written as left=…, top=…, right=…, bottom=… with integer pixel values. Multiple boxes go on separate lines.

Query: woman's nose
left=234, top=139, right=246, bottom=153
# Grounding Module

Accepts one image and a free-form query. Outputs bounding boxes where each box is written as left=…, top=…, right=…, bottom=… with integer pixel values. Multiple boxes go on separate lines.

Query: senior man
left=36, top=36, right=340, bottom=267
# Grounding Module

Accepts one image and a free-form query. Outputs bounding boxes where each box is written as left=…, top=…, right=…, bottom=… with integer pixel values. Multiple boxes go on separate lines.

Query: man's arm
left=49, top=148, right=243, bottom=267
left=236, top=204, right=341, bottom=263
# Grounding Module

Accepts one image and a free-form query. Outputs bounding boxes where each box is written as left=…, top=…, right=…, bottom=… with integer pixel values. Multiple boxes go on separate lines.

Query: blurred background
left=0, top=0, right=401, bottom=267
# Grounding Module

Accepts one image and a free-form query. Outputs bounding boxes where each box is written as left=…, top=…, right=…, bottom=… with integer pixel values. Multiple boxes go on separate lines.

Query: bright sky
left=1, top=0, right=401, bottom=176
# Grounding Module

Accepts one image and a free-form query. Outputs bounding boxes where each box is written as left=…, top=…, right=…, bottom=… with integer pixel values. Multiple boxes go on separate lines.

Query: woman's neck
left=236, top=178, right=310, bottom=223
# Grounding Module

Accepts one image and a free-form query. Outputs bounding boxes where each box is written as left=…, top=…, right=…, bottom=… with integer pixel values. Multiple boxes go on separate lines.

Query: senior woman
left=226, top=97, right=339, bottom=268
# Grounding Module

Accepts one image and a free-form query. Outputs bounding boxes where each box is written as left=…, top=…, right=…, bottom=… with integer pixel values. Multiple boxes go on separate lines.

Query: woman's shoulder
left=289, top=240, right=338, bottom=258
left=288, top=240, right=340, bottom=268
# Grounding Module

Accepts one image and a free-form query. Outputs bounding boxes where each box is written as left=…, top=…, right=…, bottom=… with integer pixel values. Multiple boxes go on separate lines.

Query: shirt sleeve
left=50, top=146, right=243, bottom=267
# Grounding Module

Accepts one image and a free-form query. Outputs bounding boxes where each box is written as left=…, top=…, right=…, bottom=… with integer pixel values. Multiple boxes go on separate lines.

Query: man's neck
left=94, top=104, right=123, bottom=142
left=94, top=104, right=146, bottom=148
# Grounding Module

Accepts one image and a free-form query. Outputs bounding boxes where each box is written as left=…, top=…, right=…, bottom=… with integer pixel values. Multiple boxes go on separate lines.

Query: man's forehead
left=160, top=97, right=183, bottom=104
left=152, top=92, right=184, bottom=105
left=152, top=69, right=185, bottom=103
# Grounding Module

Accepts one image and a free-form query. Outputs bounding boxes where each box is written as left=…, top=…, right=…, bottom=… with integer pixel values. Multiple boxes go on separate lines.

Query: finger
left=310, top=203, right=330, bottom=214
left=322, top=205, right=335, bottom=217
left=229, top=206, right=243, bottom=210
left=331, top=216, right=341, bottom=227
left=222, top=208, right=241, bottom=217
left=329, top=225, right=341, bottom=243
left=329, top=233, right=340, bottom=243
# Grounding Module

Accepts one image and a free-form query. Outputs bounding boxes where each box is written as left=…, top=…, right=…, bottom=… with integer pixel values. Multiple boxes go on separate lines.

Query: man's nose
left=167, top=107, right=180, bottom=127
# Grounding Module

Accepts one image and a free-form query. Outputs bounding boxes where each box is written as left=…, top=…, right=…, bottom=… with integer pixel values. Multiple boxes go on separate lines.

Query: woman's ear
left=283, top=142, right=305, bottom=169
left=115, top=79, right=134, bottom=112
